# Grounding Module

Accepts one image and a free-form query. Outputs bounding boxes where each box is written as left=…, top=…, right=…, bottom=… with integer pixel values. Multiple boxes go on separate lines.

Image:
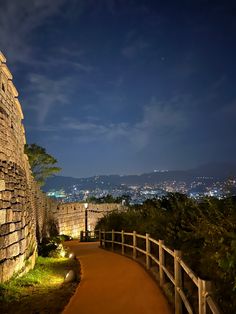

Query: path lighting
left=69, top=252, right=76, bottom=259
left=64, top=270, right=76, bottom=283
left=84, top=202, right=88, bottom=241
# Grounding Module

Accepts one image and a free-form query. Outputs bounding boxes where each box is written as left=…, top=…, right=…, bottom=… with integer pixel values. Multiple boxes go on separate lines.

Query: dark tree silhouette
left=25, top=143, right=61, bottom=186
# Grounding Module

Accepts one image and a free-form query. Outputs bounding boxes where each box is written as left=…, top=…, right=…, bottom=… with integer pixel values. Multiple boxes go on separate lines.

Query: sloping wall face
left=0, top=53, right=58, bottom=283
left=0, top=52, right=123, bottom=282
left=54, top=203, right=123, bottom=238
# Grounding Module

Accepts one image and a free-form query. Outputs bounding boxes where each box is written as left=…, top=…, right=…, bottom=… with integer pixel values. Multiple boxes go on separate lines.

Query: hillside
left=43, top=162, right=236, bottom=192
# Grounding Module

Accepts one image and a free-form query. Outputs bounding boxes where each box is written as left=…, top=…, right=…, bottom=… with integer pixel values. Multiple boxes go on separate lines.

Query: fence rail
left=99, top=230, right=221, bottom=314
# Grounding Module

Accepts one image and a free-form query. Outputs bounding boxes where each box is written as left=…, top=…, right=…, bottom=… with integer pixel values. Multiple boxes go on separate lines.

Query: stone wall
left=0, top=52, right=58, bottom=282
left=53, top=202, right=123, bottom=238
left=0, top=51, right=124, bottom=282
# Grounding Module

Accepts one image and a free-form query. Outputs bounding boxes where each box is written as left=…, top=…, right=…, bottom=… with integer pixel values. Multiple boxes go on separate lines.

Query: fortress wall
left=0, top=51, right=123, bottom=282
left=54, top=203, right=123, bottom=238
left=0, top=52, right=58, bottom=283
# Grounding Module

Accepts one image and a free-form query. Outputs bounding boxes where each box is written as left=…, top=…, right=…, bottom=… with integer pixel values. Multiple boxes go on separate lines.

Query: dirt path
left=63, top=241, right=172, bottom=314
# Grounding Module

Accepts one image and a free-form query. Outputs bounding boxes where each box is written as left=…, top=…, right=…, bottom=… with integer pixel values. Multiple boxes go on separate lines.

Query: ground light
left=69, top=252, right=76, bottom=259
left=64, top=270, right=76, bottom=283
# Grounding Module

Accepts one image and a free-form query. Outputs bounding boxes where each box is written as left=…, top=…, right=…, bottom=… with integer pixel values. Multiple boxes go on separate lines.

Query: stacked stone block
left=0, top=51, right=123, bottom=282
left=54, top=202, right=123, bottom=238
left=0, top=52, right=58, bottom=283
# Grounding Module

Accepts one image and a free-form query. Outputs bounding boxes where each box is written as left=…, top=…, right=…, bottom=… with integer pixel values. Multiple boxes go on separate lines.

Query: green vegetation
left=38, top=234, right=72, bottom=257
left=25, top=143, right=61, bottom=186
left=0, top=256, right=78, bottom=313
left=0, top=257, right=68, bottom=296
left=96, top=193, right=236, bottom=313
left=88, top=194, right=130, bottom=204
left=0, top=234, right=77, bottom=313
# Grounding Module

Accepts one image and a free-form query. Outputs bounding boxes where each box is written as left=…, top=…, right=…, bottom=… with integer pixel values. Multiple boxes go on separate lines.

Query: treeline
left=88, top=194, right=130, bottom=204
left=96, top=193, right=236, bottom=313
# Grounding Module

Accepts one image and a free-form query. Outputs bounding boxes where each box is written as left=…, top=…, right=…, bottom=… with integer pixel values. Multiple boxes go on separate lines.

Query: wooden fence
left=80, top=230, right=99, bottom=241
left=99, top=230, right=221, bottom=314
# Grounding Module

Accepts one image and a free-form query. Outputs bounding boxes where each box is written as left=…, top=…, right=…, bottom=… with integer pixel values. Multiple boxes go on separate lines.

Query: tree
left=24, top=144, right=61, bottom=186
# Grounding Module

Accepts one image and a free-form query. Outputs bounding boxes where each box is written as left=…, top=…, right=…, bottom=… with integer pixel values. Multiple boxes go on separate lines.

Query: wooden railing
left=80, top=230, right=99, bottom=241
left=99, top=230, right=221, bottom=314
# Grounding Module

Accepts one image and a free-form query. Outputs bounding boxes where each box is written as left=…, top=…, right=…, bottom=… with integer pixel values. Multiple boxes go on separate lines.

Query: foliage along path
left=63, top=241, right=172, bottom=314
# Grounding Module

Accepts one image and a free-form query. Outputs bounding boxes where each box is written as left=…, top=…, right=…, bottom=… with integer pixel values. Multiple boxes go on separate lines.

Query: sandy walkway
left=63, top=241, right=172, bottom=314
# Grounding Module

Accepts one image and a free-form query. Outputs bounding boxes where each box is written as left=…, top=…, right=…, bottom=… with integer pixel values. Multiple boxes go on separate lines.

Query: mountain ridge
left=43, top=162, right=236, bottom=192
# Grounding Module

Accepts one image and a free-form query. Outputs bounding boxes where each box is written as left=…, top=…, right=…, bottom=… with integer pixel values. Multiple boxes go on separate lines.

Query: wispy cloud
left=24, top=73, right=73, bottom=124
left=138, top=97, right=188, bottom=132
left=218, top=97, right=236, bottom=117
left=1, top=0, right=142, bottom=65
left=28, top=95, right=189, bottom=150
left=130, top=96, right=189, bottom=148
left=37, top=56, right=96, bottom=73
left=0, top=0, right=97, bottom=77
left=0, top=0, right=98, bottom=126
left=0, top=0, right=66, bottom=63
left=121, top=39, right=150, bottom=58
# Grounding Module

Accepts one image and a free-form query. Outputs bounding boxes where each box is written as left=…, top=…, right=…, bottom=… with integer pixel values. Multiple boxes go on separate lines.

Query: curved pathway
left=63, top=241, right=172, bottom=314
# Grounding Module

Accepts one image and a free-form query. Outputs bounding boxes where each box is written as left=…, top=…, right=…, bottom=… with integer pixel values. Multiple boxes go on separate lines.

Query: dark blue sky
left=1, top=0, right=236, bottom=177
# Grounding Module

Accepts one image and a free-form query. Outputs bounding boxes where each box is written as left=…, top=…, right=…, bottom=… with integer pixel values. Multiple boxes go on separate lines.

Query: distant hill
left=191, top=162, right=236, bottom=178
left=43, top=162, right=236, bottom=193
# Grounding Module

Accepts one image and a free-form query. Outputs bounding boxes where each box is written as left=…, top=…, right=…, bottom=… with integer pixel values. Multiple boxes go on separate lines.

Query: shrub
left=96, top=193, right=236, bottom=313
left=38, top=234, right=72, bottom=257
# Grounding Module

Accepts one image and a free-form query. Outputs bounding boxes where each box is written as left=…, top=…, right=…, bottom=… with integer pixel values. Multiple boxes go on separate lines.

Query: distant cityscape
left=46, top=171, right=236, bottom=204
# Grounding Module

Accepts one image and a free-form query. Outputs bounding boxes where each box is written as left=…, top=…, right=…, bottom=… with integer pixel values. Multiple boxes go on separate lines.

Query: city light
left=46, top=176, right=236, bottom=204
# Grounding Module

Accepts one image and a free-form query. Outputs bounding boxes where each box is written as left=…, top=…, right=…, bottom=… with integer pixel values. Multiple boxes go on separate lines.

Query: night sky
left=1, top=0, right=236, bottom=177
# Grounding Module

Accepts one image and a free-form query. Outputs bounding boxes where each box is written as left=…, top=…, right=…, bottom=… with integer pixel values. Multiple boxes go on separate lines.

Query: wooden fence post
left=112, top=229, right=114, bottom=251
left=174, top=250, right=183, bottom=314
left=121, top=230, right=124, bottom=255
left=99, top=229, right=101, bottom=247
left=198, top=278, right=212, bottom=314
left=159, top=240, right=165, bottom=287
left=80, top=230, right=83, bottom=241
left=133, top=231, right=137, bottom=260
left=146, top=233, right=150, bottom=270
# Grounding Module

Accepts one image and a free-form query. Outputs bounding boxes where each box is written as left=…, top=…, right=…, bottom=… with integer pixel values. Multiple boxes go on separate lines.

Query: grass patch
left=0, top=256, right=79, bottom=313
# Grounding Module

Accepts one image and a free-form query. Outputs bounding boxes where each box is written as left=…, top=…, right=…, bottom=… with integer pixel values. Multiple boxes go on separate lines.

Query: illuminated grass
left=0, top=256, right=79, bottom=311
left=18, top=257, right=68, bottom=286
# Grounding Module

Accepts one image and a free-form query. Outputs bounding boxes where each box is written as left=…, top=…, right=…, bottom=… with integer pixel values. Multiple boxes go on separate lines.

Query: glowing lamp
left=64, top=270, right=76, bottom=283
left=69, top=252, right=76, bottom=259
